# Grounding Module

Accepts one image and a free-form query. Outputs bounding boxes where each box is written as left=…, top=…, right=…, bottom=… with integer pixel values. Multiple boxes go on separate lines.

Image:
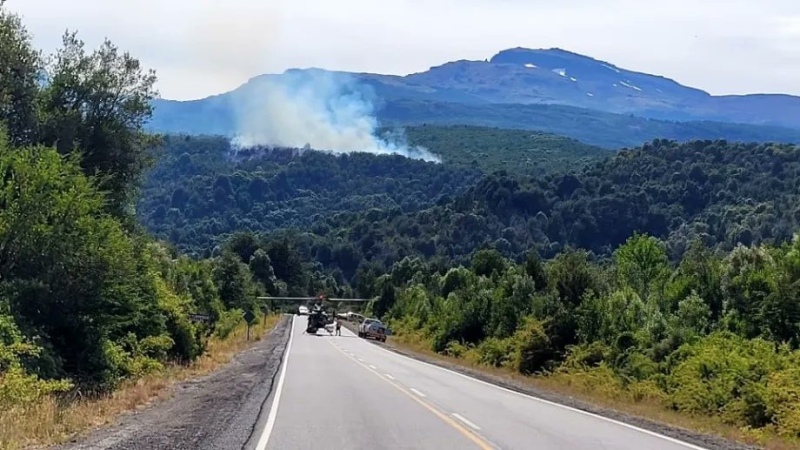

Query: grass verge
left=3, top=315, right=282, bottom=450
left=386, top=332, right=798, bottom=450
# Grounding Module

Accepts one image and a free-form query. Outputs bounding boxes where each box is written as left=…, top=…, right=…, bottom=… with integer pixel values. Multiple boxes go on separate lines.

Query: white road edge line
left=452, top=413, right=481, bottom=431
left=384, top=374, right=395, bottom=380
left=254, top=314, right=295, bottom=450
left=368, top=343, right=708, bottom=450
left=409, top=388, right=426, bottom=398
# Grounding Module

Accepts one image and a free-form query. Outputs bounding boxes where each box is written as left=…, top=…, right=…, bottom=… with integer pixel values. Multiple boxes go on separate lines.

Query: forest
left=4, top=2, right=800, bottom=447
left=140, top=134, right=800, bottom=285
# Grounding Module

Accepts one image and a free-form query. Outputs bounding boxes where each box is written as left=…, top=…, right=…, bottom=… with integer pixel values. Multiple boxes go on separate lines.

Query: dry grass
left=3, top=315, right=282, bottom=450
left=387, top=336, right=799, bottom=450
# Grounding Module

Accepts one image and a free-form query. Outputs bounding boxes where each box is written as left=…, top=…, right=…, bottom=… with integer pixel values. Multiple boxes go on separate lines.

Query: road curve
left=248, top=315, right=708, bottom=450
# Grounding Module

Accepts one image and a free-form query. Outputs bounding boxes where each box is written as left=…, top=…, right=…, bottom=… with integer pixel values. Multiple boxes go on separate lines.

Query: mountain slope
left=378, top=100, right=800, bottom=149
left=148, top=95, right=800, bottom=150
left=146, top=47, right=800, bottom=146
left=393, top=47, right=800, bottom=128
left=138, top=126, right=608, bottom=255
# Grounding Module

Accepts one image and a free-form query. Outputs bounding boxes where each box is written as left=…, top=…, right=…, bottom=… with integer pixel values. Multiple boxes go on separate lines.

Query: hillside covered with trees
left=137, top=126, right=609, bottom=255
left=140, top=135, right=800, bottom=286
left=381, top=99, right=800, bottom=149
left=397, top=124, right=609, bottom=175
left=135, top=108, right=800, bottom=444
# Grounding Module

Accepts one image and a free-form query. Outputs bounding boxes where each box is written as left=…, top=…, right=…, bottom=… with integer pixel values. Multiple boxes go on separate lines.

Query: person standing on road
left=335, top=317, right=342, bottom=336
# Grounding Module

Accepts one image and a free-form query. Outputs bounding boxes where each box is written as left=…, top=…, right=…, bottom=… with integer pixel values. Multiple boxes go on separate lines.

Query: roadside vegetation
left=0, top=7, right=300, bottom=449
left=0, top=315, right=280, bottom=449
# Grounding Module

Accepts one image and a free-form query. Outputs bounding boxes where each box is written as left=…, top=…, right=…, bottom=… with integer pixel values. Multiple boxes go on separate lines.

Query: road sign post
left=243, top=310, right=257, bottom=340
left=260, top=305, right=270, bottom=325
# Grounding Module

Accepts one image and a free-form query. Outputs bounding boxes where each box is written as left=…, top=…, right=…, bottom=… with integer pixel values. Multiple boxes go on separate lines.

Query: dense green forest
left=140, top=135, right=800, bottom=286
left=381, top=99, right=800, bottom=149
left=137, top=126, right=608, bottom=255
left=395, top=124, right=609, bottom=175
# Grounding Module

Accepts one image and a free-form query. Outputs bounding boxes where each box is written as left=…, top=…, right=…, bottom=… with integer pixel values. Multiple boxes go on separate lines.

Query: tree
left=547, top=248, right=603, bottom=307
left=227, top=231, right=260, bottom=263
left=0, top=130, right=175, bottom=386
left=0, top=5, right=41, bottom=146
left=471, top=249, right=507, bottom=278
left=266, top=239, right=305, bottom=292
left=614, top=233, right=670, bottom=304
left=249, top=249, right=277, bottom=294
left=524, top=250, right=548, bottom=291
left=38, top=31, right=159, bottom=218
left=213, top=251, right=257, bottom=314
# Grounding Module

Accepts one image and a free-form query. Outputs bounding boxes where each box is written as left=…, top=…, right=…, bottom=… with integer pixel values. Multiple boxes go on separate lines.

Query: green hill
left=394, top=124, right=610, bottom=175
left=141, top=136, right=800, bottom=276
left=380, top=100, right=800, bottom=149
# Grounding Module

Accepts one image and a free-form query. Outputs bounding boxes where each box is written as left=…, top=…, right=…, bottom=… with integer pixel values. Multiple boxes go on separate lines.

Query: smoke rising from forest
left=229, top=69, right=440, bottom=162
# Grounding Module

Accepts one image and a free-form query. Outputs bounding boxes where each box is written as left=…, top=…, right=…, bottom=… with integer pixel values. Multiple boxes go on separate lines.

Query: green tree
left=0, top=5, right=41, bottom=146
left=524, top=250, right=548, bottom=291
left=614, top=233, right=670, bottom=305
left=38, top=31, right=159, bottom=218
left=213, top=251, right=258, bottom=315
left=249, top=249, right=278, bottom=294
left=471, top=249, right=507, bottom=278
left=0, top=131, right=169, bottom=386
left=547, top=248, right=603, bottom=307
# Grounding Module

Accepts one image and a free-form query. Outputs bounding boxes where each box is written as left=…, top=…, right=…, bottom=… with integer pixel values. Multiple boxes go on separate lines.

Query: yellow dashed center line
left=329, top=343, right=497, bottom=450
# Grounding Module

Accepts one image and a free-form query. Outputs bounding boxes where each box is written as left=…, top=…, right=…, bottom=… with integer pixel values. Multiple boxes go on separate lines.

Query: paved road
left=250, top=315, right=708, bottom=450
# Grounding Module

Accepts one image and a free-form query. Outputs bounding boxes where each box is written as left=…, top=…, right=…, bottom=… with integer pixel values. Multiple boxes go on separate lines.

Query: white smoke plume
left=229, top=69, right=441, bottom=163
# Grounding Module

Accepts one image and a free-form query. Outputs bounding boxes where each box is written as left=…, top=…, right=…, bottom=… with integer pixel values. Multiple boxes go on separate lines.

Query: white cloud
left=6, top=0, right=800, bottom=100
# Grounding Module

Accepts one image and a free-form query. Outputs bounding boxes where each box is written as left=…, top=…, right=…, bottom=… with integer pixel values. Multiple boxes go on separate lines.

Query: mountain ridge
left=146, top=47, right=800, bottom=148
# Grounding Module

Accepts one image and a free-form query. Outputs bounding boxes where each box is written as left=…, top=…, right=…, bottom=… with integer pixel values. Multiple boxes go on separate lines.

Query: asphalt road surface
left=248, top=315, right=709, bottom=450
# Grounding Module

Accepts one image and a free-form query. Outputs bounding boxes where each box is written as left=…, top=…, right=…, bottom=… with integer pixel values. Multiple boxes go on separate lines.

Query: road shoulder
left=53, top=315, right=293, bottom=450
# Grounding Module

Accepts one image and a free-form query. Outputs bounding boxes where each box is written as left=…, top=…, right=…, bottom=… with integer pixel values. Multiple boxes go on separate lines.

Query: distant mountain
left=146, top=47, right=800, bottom=149
left=405, top=48, right=800, bottom=128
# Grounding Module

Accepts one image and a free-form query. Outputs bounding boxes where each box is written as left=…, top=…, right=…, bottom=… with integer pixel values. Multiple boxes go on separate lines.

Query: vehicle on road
left=358, top=318, right=387, bottom=342
left=347, top=312, right=364, bottom=323
left=257, top=293, right=373, bottom=322
left=305, top=304, right=333, bottom=334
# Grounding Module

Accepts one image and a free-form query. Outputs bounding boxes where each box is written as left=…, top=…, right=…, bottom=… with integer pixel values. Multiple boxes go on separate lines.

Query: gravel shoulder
left=53, top=314, right=293, bottom=450
left=340, top=321, right=759, bottom=450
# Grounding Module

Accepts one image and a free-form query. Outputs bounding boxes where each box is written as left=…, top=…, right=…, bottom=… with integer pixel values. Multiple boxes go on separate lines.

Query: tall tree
left=0, top=4, right=41, bottom=146
left=38, top=31, right=159, bottom=218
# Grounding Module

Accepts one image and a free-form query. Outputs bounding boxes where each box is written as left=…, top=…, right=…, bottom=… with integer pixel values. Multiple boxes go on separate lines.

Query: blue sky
left=7, top=0, right=800, bottom=100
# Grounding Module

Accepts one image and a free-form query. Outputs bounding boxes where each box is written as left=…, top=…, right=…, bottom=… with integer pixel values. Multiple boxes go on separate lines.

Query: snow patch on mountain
left=619, top=80, right=643, bottom=91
